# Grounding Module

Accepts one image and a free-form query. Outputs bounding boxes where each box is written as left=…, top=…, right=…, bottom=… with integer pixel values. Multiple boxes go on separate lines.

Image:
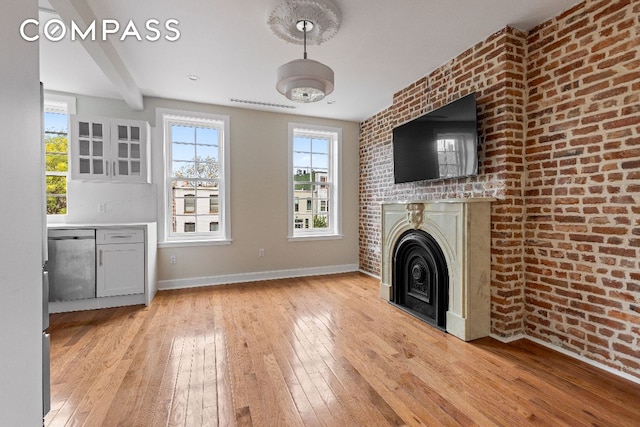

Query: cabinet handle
left=99, top=249, right=103, bottom=267
left=113, top=161, right=116, bottom=176
left=105, top=160, right=109, bottom=176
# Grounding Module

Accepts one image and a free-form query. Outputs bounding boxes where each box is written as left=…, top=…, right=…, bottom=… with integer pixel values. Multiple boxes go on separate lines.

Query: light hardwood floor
left=45, top=272, right=640, bottom=426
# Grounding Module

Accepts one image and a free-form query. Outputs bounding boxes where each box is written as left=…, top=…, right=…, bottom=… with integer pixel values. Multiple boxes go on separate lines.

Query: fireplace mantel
left=380, top=198, right=494, bottom=341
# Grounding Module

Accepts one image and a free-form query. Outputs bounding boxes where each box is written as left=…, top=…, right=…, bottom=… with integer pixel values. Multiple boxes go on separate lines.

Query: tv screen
left=392, top=93, right=478, bottom=184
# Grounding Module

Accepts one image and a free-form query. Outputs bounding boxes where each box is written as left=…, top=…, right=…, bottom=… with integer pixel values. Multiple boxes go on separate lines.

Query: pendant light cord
left=303, top=20, right=308, bottom=59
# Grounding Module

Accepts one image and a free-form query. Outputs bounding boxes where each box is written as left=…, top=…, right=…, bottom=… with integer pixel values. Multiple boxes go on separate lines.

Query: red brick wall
left=359, top=27, right=529, bottom=337
left=359, top=0, right=640, bottom=379
left=525, top=0, right=640, bottom=378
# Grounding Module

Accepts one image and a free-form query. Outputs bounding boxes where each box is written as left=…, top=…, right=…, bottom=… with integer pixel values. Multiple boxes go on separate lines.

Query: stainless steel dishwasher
left=47, top=229, right=96, bottom=302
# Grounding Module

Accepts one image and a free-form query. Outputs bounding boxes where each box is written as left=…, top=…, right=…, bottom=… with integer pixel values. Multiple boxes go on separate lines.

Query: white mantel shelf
left=380, top=198, right=495, bottom=341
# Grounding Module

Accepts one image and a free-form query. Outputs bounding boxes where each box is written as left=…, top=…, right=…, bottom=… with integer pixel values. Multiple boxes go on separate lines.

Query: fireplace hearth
left=380, top=199, right=494, bottom=341
left=392, top=229, right=448, bottom=330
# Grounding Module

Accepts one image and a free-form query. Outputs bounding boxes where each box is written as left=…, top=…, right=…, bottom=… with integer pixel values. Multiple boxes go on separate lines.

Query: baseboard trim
left=358, top=268, right=380, bottom=280
left=489, top=333, right=526, bottom=343
left=490, top=333, right=640, bottom=386
left=157, top=264, right=359, bottom=290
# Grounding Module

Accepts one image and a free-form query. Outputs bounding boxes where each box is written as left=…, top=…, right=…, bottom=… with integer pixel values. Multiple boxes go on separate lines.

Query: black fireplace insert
left=391, top=229, right=448, bottom=330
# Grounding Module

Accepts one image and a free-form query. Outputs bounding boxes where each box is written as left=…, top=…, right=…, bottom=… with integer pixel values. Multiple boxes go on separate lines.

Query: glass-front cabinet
left=70, top=115, right=149, bottom=183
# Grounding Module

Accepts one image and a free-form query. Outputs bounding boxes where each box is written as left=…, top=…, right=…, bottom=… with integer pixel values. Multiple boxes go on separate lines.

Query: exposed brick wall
left=359, top=27, right=529, bottom=337
left=525, top=0, right=640, bottom=378
left=359, top=0, right=640, bottom=379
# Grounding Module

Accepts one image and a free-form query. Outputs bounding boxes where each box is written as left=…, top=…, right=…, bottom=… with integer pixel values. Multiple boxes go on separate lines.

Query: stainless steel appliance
left=40, top=82, right=51, bottom=418
left=47, top=229, right=97, bottom=302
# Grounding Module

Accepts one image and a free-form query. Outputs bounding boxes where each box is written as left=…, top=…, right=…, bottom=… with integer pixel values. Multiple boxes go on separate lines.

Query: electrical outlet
left=98, top=203, right=107, bottom=213
left=170, top=256, right=177, bottom=264
left=259, top=248, right=265, bottom=257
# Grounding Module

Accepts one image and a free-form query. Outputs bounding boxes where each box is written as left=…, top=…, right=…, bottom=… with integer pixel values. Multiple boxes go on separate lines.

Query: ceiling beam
left=48, top=0, right=144, bottom=110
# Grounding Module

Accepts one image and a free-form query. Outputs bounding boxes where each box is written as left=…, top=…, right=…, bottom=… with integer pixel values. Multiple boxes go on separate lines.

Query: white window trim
left=157, top=108, right=231, bottom=246
left=287, top=122, right=342, bottom=241
left=43, top=94, right=76, bottom=223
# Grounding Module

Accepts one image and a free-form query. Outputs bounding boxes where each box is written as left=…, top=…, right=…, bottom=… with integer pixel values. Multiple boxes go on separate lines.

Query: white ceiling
left=38, top=0, right=580, bottom=122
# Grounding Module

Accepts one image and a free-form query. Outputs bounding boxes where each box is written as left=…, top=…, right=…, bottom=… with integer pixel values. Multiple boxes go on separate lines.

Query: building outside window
left=160, top=109, right=230, bottom=242
left=288, top=123, right=342, bottom=239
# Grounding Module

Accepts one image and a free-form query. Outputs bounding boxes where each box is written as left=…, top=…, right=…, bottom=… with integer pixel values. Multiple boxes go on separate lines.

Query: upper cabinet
left=70, top=115, right=150, bottom=183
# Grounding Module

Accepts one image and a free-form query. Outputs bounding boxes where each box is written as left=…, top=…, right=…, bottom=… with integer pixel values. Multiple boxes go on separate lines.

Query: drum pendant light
left=276, top=20, right=334, bottom=103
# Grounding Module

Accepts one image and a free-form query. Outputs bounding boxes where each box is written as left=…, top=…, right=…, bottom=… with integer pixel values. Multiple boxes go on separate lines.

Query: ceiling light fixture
left=276, top=20, right=333, bottom=103
left=269, top=0, right=341, bottom=103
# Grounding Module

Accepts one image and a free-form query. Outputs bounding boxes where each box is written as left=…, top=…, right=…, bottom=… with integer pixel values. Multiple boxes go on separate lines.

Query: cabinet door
left=70, top=115, right=110, bottom=180
left=96, top=242, right=144, bottom=297
left=111, top=120, right=148, bottom=182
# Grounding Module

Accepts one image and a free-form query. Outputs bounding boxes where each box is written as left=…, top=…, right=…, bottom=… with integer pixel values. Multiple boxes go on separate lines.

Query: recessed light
left=187, top=75, right=199, bottom=81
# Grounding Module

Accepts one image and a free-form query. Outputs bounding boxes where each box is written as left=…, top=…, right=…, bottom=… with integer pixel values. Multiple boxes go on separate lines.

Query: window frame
left=43, top=94, right=76, bottom=221
left=159, top=109, right=231, bottom=245
left=288, top=123, right=342, bottom=241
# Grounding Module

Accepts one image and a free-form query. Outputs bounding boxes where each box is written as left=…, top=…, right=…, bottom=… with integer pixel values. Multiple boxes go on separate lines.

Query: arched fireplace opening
left=392, top=229, right=448, bottom=330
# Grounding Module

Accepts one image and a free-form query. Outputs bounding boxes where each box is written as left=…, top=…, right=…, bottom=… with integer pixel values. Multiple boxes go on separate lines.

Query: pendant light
left=276, top=20, right=335, bottom=103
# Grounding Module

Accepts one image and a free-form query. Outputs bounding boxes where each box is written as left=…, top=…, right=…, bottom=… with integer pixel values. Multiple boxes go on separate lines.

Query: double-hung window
left=288, top=123, right=342, bottom=240
left=160, top=110, right=230, bottom=243
left=43, top=95, right=76, bottom=217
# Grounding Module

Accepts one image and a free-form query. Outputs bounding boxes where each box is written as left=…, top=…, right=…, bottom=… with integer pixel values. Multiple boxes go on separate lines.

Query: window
left=44, top=95, right=76, bottom=216
left=289, top=123, right=341, bottom=239
left=436, top=133, right=475, bottom=178
left=183, top=194, right=195, bottom=213
left=161, top=109, right=230, bottom=243
left=209, top=194, right=219, bottom=213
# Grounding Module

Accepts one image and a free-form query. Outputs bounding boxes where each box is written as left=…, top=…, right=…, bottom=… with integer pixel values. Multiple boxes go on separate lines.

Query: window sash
left=162, top=110, right=229, bottom=242
left=289, top=123, right=341, bottom=239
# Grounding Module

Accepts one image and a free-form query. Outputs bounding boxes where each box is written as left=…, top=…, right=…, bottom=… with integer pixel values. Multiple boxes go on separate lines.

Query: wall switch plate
left=170, top=256, right=176, bottom=264
left=259, top=248, right=265, bottom=257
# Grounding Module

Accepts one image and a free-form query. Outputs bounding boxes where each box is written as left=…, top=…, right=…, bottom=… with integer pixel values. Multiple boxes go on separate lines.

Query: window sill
left=158, top=239, right=232, bottom=249
left=287, top=234, right=343, bottom=242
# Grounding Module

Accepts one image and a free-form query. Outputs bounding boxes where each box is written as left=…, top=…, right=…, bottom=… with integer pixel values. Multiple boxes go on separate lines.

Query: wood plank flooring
left=45, top=272, right=640, bottom=426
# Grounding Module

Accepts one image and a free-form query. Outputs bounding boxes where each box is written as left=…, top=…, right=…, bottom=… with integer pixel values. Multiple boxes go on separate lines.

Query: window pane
left=119, top=160, right=128, bottom=176
left=44, top=104, right=69, bottom=216
left=293, top=136, right=311, bottom=152
left=173, top=160, right=195, bottom=176
left=44, top=112, right=67, bottom=133
left=130, top=126, right=140, bottom=141
left=92, top=140, right=103, bottom=157
left=92, top=123, right=102, bottom=138
left=78, top=122, right=89, bottom=137
left=293, top=151, right=311, bottom=170
left=118, top=143, right=128, bottom=158
left=196, top=144, right=218, bottom=160
left=131, top=160, right=141, bottom=175
left=79, top=140, right=90, bottom=156
left=312, top=138, right=329, bottom=154
left=312, top=153, right=328, bottom=170
left=130, top=143, right=140, bottom=159
left=196, top=127, right=218, bottom=145
left=118, top=125, right=128, bottom=140
left=171, top=125, right=194, bottom=143
left=172, top=142, right=194, bottom=161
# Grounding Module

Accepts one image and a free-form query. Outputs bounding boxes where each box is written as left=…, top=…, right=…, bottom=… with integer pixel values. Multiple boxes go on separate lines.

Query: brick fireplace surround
left=359, top=0, right=640, bottom=381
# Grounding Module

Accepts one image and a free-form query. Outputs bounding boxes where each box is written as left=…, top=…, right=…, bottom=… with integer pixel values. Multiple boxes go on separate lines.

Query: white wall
left=48, top=93, right=361, bottom=285
left=0, top=0, right=45, bottom=425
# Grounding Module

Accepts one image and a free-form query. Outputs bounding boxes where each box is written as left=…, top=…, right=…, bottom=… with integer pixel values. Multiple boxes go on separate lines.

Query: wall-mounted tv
left=392, top=93, right=479, bottom=184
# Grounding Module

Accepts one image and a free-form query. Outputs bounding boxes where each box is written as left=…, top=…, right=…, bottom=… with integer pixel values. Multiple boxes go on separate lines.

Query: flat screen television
left=392, top=93, right=479, bottom=184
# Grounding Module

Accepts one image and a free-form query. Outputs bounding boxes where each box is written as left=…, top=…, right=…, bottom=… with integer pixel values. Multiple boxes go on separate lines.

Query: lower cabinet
left=96, top=228, right=145, bottom=297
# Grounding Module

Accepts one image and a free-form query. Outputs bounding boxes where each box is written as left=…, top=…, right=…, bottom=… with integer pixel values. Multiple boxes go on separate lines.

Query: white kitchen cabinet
left=70, top=115, right=149, bottom=183
left=96, top=228, right=145, bottom=297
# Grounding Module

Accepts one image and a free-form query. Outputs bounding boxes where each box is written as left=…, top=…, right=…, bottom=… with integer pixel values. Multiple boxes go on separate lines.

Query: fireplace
left=380, top=199, right=494, bottom=341
left=392, top=229, right=448, bottom=330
